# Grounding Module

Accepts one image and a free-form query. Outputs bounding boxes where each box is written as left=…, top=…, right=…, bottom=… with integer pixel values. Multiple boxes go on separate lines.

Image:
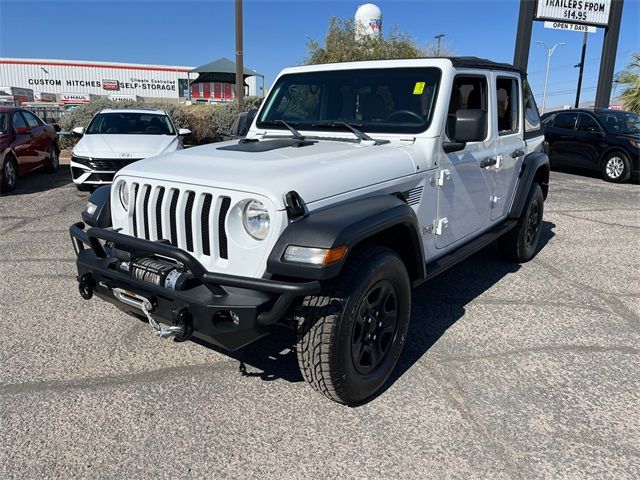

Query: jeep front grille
left=130, top=182, right=230, bottom=260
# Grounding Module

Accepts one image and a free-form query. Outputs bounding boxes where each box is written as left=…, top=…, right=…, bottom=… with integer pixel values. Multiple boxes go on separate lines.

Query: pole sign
left=544, top=20, right=597, bottom=32
left=535, top=0, right=612, bottom=27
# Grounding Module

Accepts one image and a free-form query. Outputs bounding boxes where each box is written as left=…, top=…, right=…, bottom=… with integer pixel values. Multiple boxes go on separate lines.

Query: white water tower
left=355, top=3, right=382, bottom=39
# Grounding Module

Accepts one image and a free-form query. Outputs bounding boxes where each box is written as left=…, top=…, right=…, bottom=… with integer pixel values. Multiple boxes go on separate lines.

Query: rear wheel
left=44, top=145, right=59, bottom=173
left=499, top=183, right=544, bottom=263
left=296, top=246, right=411, bottom=405
left=601, top=151, right=631, bottom=183
left=1, top=156, right=18, bottom=193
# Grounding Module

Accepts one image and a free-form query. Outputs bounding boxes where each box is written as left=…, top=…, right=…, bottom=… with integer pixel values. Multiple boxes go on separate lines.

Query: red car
left=0, top=106, right=60, bottom=193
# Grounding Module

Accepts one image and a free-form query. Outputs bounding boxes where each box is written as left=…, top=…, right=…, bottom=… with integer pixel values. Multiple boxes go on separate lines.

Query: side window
left=523, top=80, right=541, bottom=132
left=12, top=112, right=28, bottom=130
left=496, top=77, right=519, bottom=135
left=22, top=111, right=41, bottom=128
left=446, top=75, right=488, bottom=141
left=576, top=114, right=600, bottom=132
left=553, top=113, right=577, bottom=130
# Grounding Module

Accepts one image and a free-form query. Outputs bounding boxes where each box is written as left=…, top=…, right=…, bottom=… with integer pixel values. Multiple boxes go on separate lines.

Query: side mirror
left=72, top=126, right=85, bottom=136
left=50, top=123, right=61, bottom=133
left=178, top=128, right=191, bottom=136
left=452, top=109, right=487, bottom=143
left=15, top=126, right=31, bottom=135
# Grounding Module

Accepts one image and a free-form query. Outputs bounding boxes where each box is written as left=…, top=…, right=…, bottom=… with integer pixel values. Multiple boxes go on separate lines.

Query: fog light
left=283, top=245, right=348, bottom=265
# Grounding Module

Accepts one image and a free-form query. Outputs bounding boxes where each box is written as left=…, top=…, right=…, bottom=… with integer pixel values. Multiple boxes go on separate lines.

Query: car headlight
left=118, top=181, right=129, bottom=210
left=242, top=199, right=270, bottom=240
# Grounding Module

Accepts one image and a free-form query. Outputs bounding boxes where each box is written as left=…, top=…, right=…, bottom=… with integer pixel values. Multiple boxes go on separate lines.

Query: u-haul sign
left=536, top=0, right=612, bottom=27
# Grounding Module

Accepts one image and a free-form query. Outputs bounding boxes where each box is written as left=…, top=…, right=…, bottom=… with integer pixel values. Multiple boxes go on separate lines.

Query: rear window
left=0, top=113, right=7, bottom=133
left=553, top=113, right=577, bottom=130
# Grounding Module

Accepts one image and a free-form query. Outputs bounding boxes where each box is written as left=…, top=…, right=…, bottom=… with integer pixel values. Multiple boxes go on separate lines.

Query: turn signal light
left=283, top=245, right=348, bottom=265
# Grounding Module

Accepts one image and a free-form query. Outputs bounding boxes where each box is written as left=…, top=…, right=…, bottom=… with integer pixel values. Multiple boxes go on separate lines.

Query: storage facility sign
left=535, top=0, right=612, bottom=27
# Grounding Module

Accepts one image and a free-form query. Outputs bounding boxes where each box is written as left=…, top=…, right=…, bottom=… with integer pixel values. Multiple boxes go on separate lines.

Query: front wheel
left=601, top=151, right=631, bottom=183
left=499, top=183, right=544, bottom=262
left=296, top=246, right=411, bottom=405
left=44, top=145, right=59, bottom=173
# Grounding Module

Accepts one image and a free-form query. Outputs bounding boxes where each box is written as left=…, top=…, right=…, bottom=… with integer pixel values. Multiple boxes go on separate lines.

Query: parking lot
left=0, top=167, right=638, bottom=479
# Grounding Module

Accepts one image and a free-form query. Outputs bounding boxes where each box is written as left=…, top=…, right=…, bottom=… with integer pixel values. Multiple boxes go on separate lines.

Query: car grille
left=129, top=182, right=230, bottom=260
left=88, top=158, right=142, bottom=171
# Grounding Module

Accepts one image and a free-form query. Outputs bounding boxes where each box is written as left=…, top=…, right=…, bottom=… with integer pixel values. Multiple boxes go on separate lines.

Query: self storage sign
left=536, top=0, right=612, bottom=27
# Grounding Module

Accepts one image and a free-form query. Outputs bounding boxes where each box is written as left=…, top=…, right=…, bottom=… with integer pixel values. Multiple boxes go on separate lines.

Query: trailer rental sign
left=535, top=0, right=612, bottom=27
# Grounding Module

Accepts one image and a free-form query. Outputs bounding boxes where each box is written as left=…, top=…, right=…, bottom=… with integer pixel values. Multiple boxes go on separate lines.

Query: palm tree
left=618, top=52, right=640, bottom=113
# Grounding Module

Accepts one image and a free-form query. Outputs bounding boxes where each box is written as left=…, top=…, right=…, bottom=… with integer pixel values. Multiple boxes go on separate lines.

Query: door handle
left=480, top=158, right=497, bottom=168
left=511, top=149, right=525, bottom=158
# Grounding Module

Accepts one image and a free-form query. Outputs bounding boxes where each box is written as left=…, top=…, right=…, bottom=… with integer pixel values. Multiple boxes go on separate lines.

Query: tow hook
left=112, top=287, right=191, bottom=340
left=78, top=273, right=94, bottom=300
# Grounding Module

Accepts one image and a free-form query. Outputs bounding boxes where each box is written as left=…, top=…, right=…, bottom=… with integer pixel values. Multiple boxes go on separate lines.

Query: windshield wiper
left=311, top=121, right=389, bottom=145
left=259, top=119, right=305, bottom=140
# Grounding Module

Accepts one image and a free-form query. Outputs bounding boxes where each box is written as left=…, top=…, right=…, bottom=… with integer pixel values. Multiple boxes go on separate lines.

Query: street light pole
left=537, top=41, right=564, bottom=114
left=434, top=34, right=445, bottom=57
left=235, top=0, right=244, bottom=109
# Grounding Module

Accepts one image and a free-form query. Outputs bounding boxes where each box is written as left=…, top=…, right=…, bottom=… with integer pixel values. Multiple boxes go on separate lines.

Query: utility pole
left=574, top=32, right=588, bottom=108
left=595, top=0, right=624, bottom=108
left=434, top=34, right=445, bottom=57
left=537, top=41, right=564, bottom=114
left=235, top=0, right=244, bottom=109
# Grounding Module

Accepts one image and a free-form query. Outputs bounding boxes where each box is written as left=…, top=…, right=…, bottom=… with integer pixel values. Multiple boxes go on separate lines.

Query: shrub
left=58, top=96, right=263, bottom=149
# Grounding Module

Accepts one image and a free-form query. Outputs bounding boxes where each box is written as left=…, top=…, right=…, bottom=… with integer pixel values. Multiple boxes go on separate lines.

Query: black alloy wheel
left=351, top=280, right=398, bottom=376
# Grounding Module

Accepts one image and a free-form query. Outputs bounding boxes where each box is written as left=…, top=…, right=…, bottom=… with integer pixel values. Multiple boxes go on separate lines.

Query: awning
left=189, top=57, right=262, bottom=84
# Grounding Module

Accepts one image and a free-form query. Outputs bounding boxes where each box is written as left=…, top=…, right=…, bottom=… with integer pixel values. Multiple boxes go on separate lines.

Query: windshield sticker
left=413, top=82, right=426, bottom=95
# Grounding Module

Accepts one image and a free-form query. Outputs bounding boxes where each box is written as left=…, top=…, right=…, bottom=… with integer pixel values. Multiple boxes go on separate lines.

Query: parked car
left=70, top=57, right=549, bottom=405
left=542, top=108, right=640, bottom=183
left=70, top=108, right=191, bottom=191
left=0, top=106, right=60, bottom=193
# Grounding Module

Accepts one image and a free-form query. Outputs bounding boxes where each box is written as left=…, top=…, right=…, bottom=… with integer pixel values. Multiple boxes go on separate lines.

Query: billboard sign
left=535, top=0, right=612, bottom=27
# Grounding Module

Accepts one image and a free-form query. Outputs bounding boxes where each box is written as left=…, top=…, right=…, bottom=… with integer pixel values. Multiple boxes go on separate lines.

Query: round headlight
left=118, top=181, right=129, bottom=210
left=242, top=200, right=270, bottom=240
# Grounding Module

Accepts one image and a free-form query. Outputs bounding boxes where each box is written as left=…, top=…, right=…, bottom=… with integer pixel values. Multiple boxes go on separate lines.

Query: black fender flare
left=82, top=185, right=112, bottom=228
left=267, top=195, right=426, bottom=281
left=508, top=152, right=550, bottom=220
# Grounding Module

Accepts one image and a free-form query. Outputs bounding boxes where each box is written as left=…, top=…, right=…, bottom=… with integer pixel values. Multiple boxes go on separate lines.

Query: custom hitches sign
left=535, top=0, right=612, bottom=27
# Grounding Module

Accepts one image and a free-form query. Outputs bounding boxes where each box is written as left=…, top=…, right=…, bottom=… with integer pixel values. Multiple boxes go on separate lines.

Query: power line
left=526, top=48, right=636, bottom=76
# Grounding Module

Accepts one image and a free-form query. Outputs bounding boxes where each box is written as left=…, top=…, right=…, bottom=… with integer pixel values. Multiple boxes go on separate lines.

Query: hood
left=73, top=133, right=179, bottom=158
left=117, top=138, right=420, bottom=209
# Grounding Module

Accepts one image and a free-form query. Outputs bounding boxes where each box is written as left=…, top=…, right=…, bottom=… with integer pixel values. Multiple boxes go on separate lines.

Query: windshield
left=0, top=113, right=7, bottom=134
left=257, top=67, right=441, bottom=135
left=86, top=112, right=175, bottom=135
left=596, top=111, right=640, bottom=134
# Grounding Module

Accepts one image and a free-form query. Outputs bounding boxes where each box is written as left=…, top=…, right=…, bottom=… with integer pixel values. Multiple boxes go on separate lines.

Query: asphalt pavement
left=0, top=166, right=638, bottom=479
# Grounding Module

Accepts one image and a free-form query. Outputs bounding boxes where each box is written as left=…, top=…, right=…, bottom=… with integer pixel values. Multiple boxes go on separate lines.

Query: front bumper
left=69, top=222, right=320, bottom=350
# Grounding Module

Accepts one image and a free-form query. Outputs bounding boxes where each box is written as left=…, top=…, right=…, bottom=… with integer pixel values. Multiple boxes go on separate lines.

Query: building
left=0, top=57, right=263, bottom=104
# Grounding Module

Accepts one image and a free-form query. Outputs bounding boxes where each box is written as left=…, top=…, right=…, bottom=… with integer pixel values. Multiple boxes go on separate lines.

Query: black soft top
left=445, top=56, right=523, bottom=74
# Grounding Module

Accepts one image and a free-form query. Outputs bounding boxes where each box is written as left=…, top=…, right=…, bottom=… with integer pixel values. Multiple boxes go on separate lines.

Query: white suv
left=70, top=108, right=190, bottom=191
left=71, top=57, right=549, bottom=405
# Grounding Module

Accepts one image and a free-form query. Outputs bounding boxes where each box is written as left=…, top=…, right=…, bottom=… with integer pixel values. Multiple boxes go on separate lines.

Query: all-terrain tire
left=296, top=245, right=411, bottom=405
left=499, top=183, right=544, bottom=263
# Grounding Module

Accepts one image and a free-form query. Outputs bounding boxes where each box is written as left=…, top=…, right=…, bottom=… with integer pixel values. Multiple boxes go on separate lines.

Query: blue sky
left=1, top=0, right=638, bottom=107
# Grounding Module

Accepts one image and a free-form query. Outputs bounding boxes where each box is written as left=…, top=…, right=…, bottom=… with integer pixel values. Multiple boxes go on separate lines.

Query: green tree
left=305, top=17, right=420, bottom=64
left=618, top=52, right=640, bottom=113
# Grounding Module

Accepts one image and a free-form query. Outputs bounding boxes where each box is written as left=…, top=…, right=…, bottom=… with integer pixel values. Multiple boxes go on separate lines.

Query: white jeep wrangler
left=71, top=57, right=549, bottom=405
